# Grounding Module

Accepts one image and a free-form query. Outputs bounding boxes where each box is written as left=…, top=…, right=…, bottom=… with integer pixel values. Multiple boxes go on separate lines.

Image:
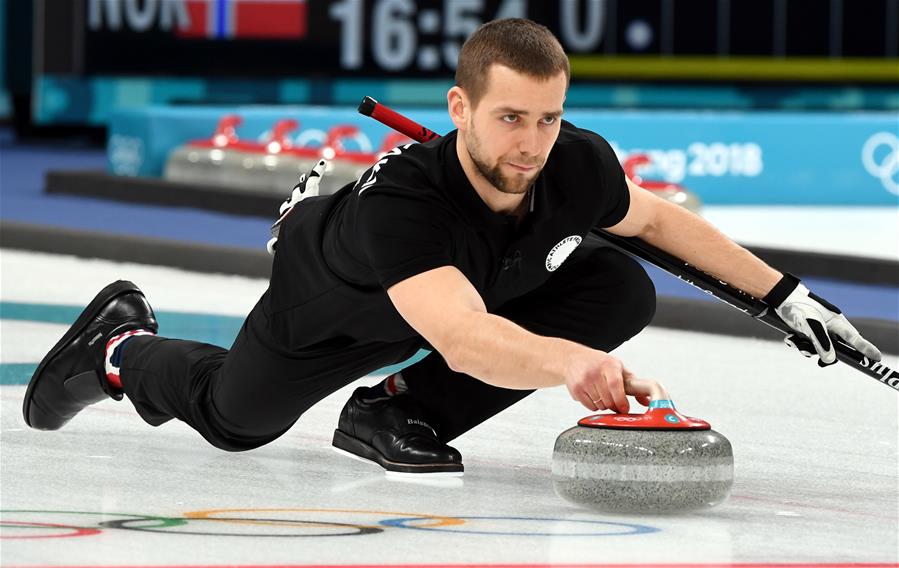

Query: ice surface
left=2, top=250, right=897, bottom=565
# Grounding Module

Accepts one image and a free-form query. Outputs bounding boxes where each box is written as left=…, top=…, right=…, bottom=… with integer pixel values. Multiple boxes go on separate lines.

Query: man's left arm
left=607, top=178, right=780, bottom=297
left=606, top=178, right=882, bottom=365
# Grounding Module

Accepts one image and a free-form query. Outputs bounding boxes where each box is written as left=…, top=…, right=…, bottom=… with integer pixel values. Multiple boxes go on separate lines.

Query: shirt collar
left=442, top=130, right=541, bottom=230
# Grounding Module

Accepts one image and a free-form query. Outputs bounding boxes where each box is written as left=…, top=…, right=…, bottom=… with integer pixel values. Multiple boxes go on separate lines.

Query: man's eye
left=502, top=115, right=518, bottom=123
left=542, top=116, right=556, bottom=125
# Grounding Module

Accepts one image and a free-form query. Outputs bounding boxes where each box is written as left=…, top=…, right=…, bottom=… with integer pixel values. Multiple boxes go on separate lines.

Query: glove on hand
left=266, top=159, right=328, bottom=255
left=763, top=273, right=882, bottom=366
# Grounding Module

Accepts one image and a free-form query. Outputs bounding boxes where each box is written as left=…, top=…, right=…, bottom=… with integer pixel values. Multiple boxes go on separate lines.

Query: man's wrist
left=542, top=337, right=585, bottom=387
left=762, top=272, right=801, bottom=306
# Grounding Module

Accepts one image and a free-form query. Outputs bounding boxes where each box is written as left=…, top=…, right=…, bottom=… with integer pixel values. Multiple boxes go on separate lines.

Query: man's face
left=461, top=65, right=567, bottom=196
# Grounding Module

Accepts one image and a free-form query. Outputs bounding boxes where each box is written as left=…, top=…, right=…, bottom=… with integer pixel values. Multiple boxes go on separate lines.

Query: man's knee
left=497, top=245, right=656, bottom=350
left=581, top=247, right=656, bottom=345
left=609, top=249, right=655, bottom=323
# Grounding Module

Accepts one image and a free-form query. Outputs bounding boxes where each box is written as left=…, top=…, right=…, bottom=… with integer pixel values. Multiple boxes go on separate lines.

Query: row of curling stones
left=164, top=115, right=410, bottom=195
left=552, top=377, right=733, bottom=513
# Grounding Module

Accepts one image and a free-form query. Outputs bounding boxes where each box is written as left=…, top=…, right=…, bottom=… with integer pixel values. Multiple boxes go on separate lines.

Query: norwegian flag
left=177, top=0, right=307, bottom=40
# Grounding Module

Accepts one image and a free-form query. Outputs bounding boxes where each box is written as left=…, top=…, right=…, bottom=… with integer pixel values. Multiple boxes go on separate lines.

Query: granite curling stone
left=552, top=380, right=733, bottom=513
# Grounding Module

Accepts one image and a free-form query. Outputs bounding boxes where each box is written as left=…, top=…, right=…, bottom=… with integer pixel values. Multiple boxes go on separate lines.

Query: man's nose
left=517, top=125, right=540, bottom=156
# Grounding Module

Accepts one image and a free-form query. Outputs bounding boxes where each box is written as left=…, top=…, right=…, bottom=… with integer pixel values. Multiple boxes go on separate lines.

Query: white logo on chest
left=545, top=235, right=582, bottom=272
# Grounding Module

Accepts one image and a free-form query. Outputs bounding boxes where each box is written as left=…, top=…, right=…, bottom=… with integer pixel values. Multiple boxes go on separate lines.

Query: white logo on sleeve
left=545, top=235, right=582, bottom=272
left=356, top=143, right=412, bottom=194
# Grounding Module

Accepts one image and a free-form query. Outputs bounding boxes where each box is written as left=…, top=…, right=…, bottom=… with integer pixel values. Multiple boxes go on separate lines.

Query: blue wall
left=109, top=105, right=899, bottom=206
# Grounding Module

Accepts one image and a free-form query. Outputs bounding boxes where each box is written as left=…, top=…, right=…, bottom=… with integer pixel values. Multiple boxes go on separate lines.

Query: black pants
left=119, top=243, right=656, bottom=451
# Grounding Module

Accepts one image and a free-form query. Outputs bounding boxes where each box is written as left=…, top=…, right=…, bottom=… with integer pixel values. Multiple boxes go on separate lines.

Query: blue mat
left=0, top=141, right=270, bottom=248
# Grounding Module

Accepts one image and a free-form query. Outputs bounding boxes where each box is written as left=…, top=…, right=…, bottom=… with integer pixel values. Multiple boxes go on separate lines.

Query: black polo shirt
left=266, top=120, right=629, bottom=350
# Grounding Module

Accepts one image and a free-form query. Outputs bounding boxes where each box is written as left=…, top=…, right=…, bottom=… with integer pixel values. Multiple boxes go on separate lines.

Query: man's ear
left=447, top=86, right=468, bottom=130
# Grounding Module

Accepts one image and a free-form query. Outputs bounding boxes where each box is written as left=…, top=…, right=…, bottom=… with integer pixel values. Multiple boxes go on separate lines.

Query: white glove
left=266, top=159, right=328, bottom=255
left=764, top=273, right=882, bottom=366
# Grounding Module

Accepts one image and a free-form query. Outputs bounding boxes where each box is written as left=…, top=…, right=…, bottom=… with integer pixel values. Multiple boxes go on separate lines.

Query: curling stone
left=552, top=378, right=733, bottom=513
left=283, top=126, right=411, bottom=196
left=622, top=153, right=703, bottom=214
left=227, top=119, right=302, bottom=193
left=164, top=114, right=243, bottom=187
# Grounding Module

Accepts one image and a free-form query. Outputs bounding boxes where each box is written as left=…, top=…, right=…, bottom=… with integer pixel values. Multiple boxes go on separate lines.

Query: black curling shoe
left=332, top=387, right=464, bottom=476
left=22, top=280, right=158, bottom=430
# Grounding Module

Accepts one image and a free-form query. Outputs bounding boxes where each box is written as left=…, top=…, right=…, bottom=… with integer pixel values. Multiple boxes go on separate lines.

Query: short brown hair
left=455, top=18, right=570, bottom=107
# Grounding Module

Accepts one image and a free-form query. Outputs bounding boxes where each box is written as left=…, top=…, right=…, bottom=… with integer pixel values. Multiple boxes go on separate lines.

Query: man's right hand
left=564, top=350, right=650, bottom=413
left=385, top=266, right=654, bottom=407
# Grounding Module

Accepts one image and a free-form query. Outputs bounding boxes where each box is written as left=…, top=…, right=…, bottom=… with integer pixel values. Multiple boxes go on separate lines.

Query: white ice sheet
left=2, top=251, right=897, bottom=566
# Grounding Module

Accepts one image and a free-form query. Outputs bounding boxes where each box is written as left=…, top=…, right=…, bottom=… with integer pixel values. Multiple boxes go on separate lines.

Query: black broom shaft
left=591, top=231, right=898, bottom=390
left=358, top=96, right=899, bottom=392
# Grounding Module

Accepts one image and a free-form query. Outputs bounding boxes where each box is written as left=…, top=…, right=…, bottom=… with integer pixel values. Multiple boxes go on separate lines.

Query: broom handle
left=357, top=96, right=899, bottom=393
left=358, top=96, right=441, bottom=143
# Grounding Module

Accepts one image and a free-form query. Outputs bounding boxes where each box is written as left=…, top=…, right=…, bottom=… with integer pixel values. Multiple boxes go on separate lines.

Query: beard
left=464, top=127, right=543, bottom=196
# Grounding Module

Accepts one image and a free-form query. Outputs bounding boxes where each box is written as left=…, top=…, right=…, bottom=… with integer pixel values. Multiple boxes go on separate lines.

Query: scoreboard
left=40, top=0, right=899, bottom=82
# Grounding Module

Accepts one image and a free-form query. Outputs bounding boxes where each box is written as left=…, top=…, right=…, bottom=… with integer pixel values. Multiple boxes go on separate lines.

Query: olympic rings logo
left=0, top=508, right=659, bottom=540
left=861, top=131, right=899, bottom=196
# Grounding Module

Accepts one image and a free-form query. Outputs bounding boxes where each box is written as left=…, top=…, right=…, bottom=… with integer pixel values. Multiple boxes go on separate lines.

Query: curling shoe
left=23, top=280, right=157, bottom=430
left=332, top=387, right=464, bottom=476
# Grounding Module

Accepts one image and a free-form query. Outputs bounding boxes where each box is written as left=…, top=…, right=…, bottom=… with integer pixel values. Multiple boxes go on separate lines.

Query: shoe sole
left=332, top=429, right=464, bottom=476
left=22, top=280, right=148, bottom=428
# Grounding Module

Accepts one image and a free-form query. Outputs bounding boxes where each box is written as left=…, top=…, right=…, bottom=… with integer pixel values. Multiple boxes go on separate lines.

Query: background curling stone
left=552, top=379, right=733, bottom=513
